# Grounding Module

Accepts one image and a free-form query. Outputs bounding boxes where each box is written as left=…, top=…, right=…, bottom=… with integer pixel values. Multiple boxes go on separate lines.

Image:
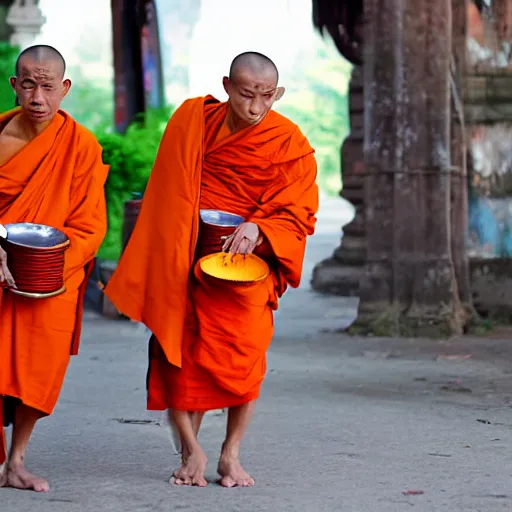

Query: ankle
left=8, top=456, right=24, bottom=468
left=221, top=441, right=240, bottom=460
left=185, top=444, right=206, bottom=458
left=8, top=447, right=27, bottom=465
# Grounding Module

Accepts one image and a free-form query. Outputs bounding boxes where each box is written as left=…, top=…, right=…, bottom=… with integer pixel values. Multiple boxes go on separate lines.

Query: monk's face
left=223, top=68, right=284, bottom=129
left=10, top=57, right=71, bottom=125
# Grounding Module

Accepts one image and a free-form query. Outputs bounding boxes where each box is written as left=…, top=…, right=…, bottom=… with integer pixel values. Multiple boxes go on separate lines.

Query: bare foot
left=3, top=460, right=49, bottom=492
left=170, top=449, right=208, bottom=487
left=0, top=463, right=7, bottom=487
left=217, top=456, right=255, bottom=488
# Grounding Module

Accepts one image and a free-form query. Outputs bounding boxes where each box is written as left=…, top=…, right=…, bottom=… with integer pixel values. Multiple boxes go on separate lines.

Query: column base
left=348, top=301, right=465, bottom=338
left=311, top=256, right=362, bottom=296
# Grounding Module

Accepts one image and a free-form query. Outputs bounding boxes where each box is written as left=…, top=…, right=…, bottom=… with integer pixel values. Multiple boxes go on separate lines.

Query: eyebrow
left=241, top=87, right=276, bottom=95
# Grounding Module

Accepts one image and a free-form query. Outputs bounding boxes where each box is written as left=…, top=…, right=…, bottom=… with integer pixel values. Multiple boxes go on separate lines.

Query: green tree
left=0, top=43, right=18, bottom=112
left=96, top=107, right=174, bottom=260
left=61, top=65, right=114, bottom=131
left=276, top=38, right=352, bottom=195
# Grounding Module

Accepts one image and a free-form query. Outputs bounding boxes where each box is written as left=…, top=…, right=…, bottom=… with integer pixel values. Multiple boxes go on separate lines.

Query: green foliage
left=95, top=107, right=174, bottom=260
left=276, top=37, right=352, bottom=196
left=0, top=43, right=18, bottom=112
left=61, top=66, right=114, bottom=132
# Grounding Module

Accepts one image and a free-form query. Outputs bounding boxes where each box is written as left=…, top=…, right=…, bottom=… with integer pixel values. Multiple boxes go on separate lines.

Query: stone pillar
left=6, top=0, right=46, bottom=51
left=450, top=0, right=472, bottom=317
left=354, top=0, right=465, bottom=337
left=311, top=66, right=365, bottom=296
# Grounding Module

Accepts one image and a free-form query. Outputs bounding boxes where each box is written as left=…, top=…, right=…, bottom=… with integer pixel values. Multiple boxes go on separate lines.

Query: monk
left=0, top=45, right=108, bottom=492
left=105, top=51, right=318, bottom=487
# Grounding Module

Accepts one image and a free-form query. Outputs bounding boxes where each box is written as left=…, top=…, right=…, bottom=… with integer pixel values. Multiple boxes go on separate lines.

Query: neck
left=226, top=105, right=249, bottom=134
left=19, top=110, right=54, bottom=139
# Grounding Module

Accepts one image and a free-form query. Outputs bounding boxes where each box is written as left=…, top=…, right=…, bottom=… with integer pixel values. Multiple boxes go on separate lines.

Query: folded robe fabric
left=105, top=96, right=319, bottom=411
left=0, top=109, right=109, bottom=463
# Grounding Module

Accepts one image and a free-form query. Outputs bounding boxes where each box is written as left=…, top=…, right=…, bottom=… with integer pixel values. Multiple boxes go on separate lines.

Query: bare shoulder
left=0, top=116, right=29, bottom=166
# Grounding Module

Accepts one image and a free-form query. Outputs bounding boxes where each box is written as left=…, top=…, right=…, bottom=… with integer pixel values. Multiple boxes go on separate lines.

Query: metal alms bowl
left=196, top=210, right=245, bottom=259
left=200, top=209, right=244, bottom=228
left=0, top=222, right=69, bottom=249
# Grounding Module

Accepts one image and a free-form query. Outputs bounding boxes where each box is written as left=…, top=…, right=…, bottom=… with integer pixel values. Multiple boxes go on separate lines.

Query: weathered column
left=6, top=0, right=45, bottom=51
left=310, top=0, right=364, bottom=297
left=355, top=0, right=465, bottom=336
left=450, top=0, right=473, bottom=319
left=311, top=67, right=365, bottom=296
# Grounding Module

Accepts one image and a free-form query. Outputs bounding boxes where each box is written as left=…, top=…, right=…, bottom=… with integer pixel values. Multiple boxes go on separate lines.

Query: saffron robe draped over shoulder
left=105, top=96, right=319, bottom=411
left=0, top=108, right=109, bottom=463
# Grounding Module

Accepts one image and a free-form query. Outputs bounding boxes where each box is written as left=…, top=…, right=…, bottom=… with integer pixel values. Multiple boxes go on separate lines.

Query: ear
left=275, top=86, right=285, bottom=101
left=62, top=78, right=72, bottom=98
left=222, top=76, right=230, bottom=94
left=9, top=77, right=16, bottom=91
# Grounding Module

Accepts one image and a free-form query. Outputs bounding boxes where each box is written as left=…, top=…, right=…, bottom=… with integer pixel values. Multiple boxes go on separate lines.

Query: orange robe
left=105, top=96, right=318, bottom=411
left=0, top=108, right=109, bottom=463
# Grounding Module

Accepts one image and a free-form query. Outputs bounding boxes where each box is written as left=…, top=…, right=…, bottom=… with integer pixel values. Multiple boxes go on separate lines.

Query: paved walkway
left=4, top=198, right=512, bottom=511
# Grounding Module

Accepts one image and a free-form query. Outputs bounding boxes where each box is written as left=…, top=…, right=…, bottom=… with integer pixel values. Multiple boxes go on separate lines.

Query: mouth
left=30, top=111, right=47, bottom=118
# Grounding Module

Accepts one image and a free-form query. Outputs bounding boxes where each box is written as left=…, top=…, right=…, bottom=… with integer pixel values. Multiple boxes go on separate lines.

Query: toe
left=220, top=476, right=236, bottom=488
left=194, top=477, right=208, bottom=487
left=170, top=476, right=186, bottom=486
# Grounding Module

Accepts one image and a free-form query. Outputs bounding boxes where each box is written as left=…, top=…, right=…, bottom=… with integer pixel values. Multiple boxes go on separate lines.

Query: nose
left=249, top=98, right=263, bottom=116
left=30, top=86, right=44, bottom=105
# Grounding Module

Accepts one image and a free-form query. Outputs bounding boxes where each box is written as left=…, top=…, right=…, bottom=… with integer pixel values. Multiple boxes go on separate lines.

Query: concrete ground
left=3, top=197, right=512, bottom=511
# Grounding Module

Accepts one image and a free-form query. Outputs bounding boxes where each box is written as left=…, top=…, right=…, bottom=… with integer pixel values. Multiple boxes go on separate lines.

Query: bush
left=96, top=106, right=174, bottom=260
left=0, top=43, right=19, bottom=111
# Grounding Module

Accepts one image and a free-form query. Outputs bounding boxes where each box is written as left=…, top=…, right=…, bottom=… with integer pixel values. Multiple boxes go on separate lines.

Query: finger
left=6, top=273, right=16, bottom=288
left=2, top=263, right=15, bottom=288
left=245, top=241, right=256, bottom=254
left=222, top=225, right=243, bottom=252
left=222, top=238, right=231, bottom=252
left=228, top=232, right=245, bottom=254
left=238, top=238, right=255, bottom=255
left=222, top=233, right=236, bottom=252
left=0, top=270, right=10, bottom=288
left=236, top=239, right=248, bottom=254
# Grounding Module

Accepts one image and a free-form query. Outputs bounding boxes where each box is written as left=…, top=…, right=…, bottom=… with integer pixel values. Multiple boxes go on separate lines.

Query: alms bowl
left=0, top=222, right=69, bottom=250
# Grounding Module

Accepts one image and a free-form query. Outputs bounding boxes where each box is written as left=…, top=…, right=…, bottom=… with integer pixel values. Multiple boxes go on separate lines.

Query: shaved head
left=15, top=45, right=66, bottom=79
left=11, top=44, right=71, bottom=125
left=229, top=52, right=279, bottom=84
left=223, top=52, right=284, bottom=132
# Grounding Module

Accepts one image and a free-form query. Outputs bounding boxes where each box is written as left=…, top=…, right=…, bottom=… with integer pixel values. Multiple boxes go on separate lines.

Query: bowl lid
left=199, top=252, right=269, bottom=283
left=3, top=223, right=69, bottom=249
left=200, top=209, right=244, bottom=227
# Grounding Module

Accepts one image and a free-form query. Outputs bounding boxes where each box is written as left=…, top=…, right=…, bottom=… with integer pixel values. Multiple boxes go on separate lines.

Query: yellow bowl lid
left=199, top=252, right=269, bottom=283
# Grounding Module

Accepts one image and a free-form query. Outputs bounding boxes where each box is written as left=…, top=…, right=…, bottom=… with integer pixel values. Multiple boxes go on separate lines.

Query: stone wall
left=466, top=73, right=512, bottom=318
left=471, top=258, right=512, bottom=320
